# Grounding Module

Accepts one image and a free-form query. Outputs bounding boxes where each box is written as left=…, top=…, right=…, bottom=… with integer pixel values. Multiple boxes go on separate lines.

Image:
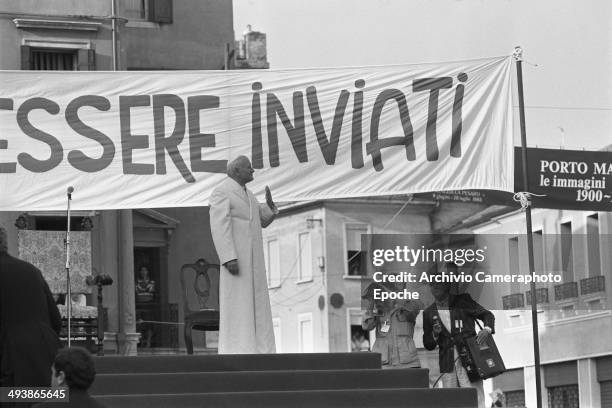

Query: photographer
left=362, top=282, right=422, bottom=369
left=422, top=277, right=495, bottom=408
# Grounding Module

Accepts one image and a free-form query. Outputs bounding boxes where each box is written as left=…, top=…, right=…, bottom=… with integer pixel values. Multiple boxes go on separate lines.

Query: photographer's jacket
left=422, top=294, right=495, bottom=373
left=362, top=301, right=420, bottom=367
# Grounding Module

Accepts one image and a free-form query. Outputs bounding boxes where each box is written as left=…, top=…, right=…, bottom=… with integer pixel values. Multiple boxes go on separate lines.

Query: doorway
left=134, top=247, right=163, bottom=349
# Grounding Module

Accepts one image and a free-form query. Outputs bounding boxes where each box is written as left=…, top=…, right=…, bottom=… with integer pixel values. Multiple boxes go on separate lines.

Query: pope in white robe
left=209, top=156, right=277, bottom=354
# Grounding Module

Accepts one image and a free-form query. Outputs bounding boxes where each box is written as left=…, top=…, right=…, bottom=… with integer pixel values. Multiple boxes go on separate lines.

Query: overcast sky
left=234, top=0, right=612, bottom=150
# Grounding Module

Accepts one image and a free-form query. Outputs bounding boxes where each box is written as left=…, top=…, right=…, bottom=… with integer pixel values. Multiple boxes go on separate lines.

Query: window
left=29, top=49, right=76, bottom=70
left=124, top=0, right=148, bottom=20
left=272, top=318, right=282, bottom=353
left=504, top=390, right=526, bottom=407
left=22, top=46, right=95, bottom=71
left=560, top=222, right=573, bottom=282
left=350, top=325, right=370, bottom=352
left=544, top=361, right=578, bottom=408
left=547, top=385, right=579, bottom=408
left=587, top=214, right=601, bottom=276
left=347, top=307, right=369, bottom=351
left=298, top=313, right=313, bottom=353
left=124, top=0, right=173, bottom=23
left=148, top=0, right=173, bottom=23
left=345, top=224, right=369, bottom=277
left=264, top=239, right=281, bottom=288
left=297, top=232, right=312, bottom=282
left=493, top=368, right=525, bottom=407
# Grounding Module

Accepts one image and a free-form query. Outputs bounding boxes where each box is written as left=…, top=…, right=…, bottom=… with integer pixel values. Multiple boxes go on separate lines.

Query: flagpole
left=111, top=0, right=118, bottom=71
left=514, top=46, right=542, bottom=408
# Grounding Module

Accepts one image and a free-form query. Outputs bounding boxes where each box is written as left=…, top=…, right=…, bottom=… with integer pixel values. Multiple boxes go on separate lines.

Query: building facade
left=0, top=0, right=236, bottom=354
left=262, top=198, right=489, bottom=355
left=471, top=209, right=612, bottom=408
left=263, top=199, right=435, bottom=353
left=265, top=197, right=612, bottom=407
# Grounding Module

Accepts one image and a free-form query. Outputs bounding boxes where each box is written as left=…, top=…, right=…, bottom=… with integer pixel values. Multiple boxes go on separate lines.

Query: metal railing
left=580, top=275, right=605, bottom=295
left=554, top=282, right=578, bottom=301
left=502, top=293, right=525, bottom=309
left=525, top=288, right=549, bottom=305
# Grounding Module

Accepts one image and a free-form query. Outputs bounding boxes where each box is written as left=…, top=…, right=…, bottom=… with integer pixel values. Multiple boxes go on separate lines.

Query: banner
left=426, top=190, right=517, bottom=206
left=0, top=56, right=514, bottom=210
left=515, top=147, right=612, bottom=211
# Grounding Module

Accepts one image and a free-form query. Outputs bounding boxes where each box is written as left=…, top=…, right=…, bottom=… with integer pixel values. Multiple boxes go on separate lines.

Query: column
left=117, top=209, right=139, bottom=355
left=578, top=358, right=601, bottom=408
left=524, top=364, right=548, bottom=408
left=99, top=210, right=120, bottom=353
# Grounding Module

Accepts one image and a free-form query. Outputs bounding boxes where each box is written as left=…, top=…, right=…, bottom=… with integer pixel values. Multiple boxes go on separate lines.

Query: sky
left=233, top=0, right=612, bottom=150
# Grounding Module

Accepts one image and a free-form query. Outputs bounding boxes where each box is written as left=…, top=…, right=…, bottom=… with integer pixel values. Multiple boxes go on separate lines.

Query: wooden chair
left=179, top=258, right=220, bottom=354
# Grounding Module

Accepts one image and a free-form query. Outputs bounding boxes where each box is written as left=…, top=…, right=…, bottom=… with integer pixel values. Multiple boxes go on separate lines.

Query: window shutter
left=148, top=0, right=173, bottom=24
left=544, top=361, right=578, bottom=387
left=493, top=368, right=524, bottom=392
left=598, top=356, right=612, bottom=382
left=601, top=381, right=612, bottom=408
left=21, top=45, right=31, bottom=70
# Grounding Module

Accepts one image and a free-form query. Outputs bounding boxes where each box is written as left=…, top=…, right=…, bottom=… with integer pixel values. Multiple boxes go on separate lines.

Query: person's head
left=227, top=155, right=254, bottom=185
left=430, top=281, right=451, bottom=302
left=138, top=266, right=149, bottom=280
left=51, top=347, right=96, bottom=390
left=0, top=226, right=8, bottom=255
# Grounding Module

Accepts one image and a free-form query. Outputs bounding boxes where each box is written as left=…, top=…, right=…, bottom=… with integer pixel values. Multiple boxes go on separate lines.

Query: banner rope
left=137, top=319, right=183, bottom=326
left=513, top=192, right=546, bottom=209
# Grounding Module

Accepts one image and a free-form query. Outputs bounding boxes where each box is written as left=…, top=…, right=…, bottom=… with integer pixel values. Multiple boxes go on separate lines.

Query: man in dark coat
left=422, top=280, right=495, bottom=408
left=0, top=226, right=62, bottom=389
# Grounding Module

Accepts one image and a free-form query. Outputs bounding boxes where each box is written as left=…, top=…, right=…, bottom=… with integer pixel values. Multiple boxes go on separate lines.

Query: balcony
left=554, top=282, right=578, bottom=301
left=525, top=288, right=549, bottom=305
left=502, top=293, right=525, bottom=310
left=580, top=275, right=605, bottom=295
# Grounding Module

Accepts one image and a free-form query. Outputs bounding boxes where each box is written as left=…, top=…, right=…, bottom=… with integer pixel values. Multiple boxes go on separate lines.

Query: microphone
left=67, top=186, right=74, bottom=200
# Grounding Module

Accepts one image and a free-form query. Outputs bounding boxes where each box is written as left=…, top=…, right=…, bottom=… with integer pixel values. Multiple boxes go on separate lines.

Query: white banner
left=0, top=56, right=514, bottom=210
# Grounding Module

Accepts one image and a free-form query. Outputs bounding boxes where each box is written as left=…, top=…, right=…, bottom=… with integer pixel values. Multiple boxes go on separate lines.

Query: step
left=91, top=368, right=429, bottom=395
left=97, top=388, right=477, bottom=408
left=94, top=353, right=380, bottom=374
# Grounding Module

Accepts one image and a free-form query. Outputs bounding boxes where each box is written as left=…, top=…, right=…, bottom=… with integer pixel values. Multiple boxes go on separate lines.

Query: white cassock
left=209, top=177, right=276, bottom=354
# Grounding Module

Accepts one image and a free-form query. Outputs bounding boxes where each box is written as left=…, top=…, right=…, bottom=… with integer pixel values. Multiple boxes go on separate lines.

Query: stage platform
left=93, top=352, right=380, bottom=373
left=91, top=353, right=476, bottom=408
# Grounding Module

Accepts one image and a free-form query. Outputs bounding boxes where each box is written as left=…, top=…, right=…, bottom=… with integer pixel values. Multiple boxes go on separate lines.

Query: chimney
left=234, top=25, right=269, bottom=69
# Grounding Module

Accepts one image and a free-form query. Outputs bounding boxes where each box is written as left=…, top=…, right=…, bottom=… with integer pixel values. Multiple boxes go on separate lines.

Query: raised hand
left=265, top=185, right=277, bottom=212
